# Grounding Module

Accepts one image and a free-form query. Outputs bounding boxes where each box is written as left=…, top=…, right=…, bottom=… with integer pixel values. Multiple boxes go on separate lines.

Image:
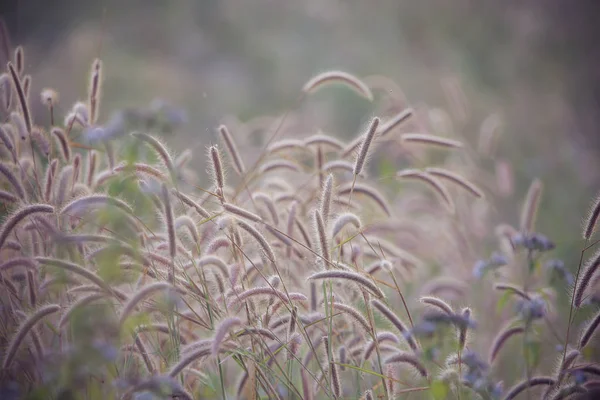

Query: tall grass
left=0, top=42, right=598, bottom=400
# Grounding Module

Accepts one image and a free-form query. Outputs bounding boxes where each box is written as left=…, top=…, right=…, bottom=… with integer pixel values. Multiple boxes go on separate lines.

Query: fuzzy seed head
left=209, top=145, right=225, bottom=191
left=353, top=117, right=379, bottom=175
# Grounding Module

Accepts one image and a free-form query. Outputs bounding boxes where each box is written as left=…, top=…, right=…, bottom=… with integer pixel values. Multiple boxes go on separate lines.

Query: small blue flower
left=573, top=370, right=587, bottom=385
left=93, top=340, right=118, bottom=362
left=472, top=252, right=509, bottom=279
left=472, top=260, right=487, bottom=279
left=555, top=344, right=564, bottom=352
left=545, top=259, right=573, bottom=286
left=489, top=252, right=508, bottom=267
left=516, top=296, right=546, bottom=321
left=513, top=233, right=555, bottom=252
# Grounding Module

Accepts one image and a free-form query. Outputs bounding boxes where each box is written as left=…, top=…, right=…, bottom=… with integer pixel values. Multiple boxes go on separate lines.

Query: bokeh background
left=2, top=0, right=600, bottom=266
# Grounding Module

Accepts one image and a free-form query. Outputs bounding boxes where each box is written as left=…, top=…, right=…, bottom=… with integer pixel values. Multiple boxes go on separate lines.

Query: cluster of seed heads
left=0, top=40, right=598, bottom=400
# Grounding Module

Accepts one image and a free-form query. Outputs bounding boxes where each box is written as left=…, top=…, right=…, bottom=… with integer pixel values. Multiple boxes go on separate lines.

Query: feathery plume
left=168, top=347, right=211, bottom=377
left=132, top=132, right=175, bottom=176
left=330, top=359, right=341, bottom=398
left=14, top=46, right=24, bottom=75
left=253, top=192, right=279, bottom=224
left=194, top=255, right=230, bottom=277
left=0, top=257, right=39, bottom=272
left=425, top=167, right=484, bottom=198
left=267, top=138, right=305, bottom=154
left=0, top=74, right=10, bottom=112
left=119, top=282, right=174, bottom=326
left=285, top=202, right=297, bottom=257
left=174, top=215, right=200, bottom=246
left=175, top=149, right=192, bottom=169
left=161, top=184, right=176, bottom=283
left=366, top=259, right=392, bottom=275
left=378, top=108, right=414, bottom=137
left=31, top=126, right=50, bottom=156
left=494, top=283, right=530, bottom=300
left=489, top=324, right=525, bottom=363
left=583, top=192, right=600, bottom=239
left=236, top=219, right=276, bottom=263
left=341, top=135, right=364, bottom=159
left=0, top=204, right=54, bottom=249
left=209, top=145, right=225, bottom=193
left=0, top=162, right=26, bottom=200
left=0, top=189, right=17, bottom=203
left=301, top=368, right=314, bottom=400
left=72, top=153, right=82, bottom=183
left=371, top=299, right=416, bottom=350
left=458, top=307, right=471, bottom=350
left=259, top=159, right=301, bottom=174
left=400, top=133, right=463, bottom=148
left=172, top=190, right=211, bottom=219
left=207, top=236, right=230, bottom=254
left=310, top=281, right=318, bottom=312
left=552, top=349, right=581, bottom=387
left=58, top=293, right=106, bottom=328
left=396, top=169, right=454, bottom=212
left=338, top=182, right=391, bottom=216
left=26, top=270, right=36, bottom=306
left=363, top=331, right=400, bottom=361
left=230, top=286, right=307, bottom=306
left=304, top=133, right=344, bottom=150
left=88, top=58, right=102, bottom=124
left=40, top=88, right=58, bottom=107
left=332, top=301, right=372, bottom=333
left=3, top=304, right=60, bottom=368
left=0, top=124, right=16, bottom=161
left=235, top=327, right=277, bottom=341
left=548, top=385, right=586, bottom=400
left=223, top=202, right=262, bottom=222
left=296, top=218, right=313, bottom=249
left=338, top=346, right=347, bottom=370
left=331, top=212, right=361, bottom=238
left=22, top=75, right=31, bottom=98
left=353, top=117, right=379, bottom=176
left=520, top=178, right=543, bottom=233
left=303, top=70, right=373, bottom=101
left=212, top=316, right=242, bottom=356
left=323, top=160, right=362, bottom=176
left=288, top=305, right=298, bottom=337
left=502, top=376, right=555, bottom=400
left=112, top=162, right=166, bottom=180
left=308, top=270, right=385, bottom=298
left=51, top=127, right=71, bottom=162
left=8, top=62, right=31, bottom=135
left=314, top=209, right=330, bottom=263
left=218, top=124, right=245, bottom=175
left=420, top=296, right=453, bottom=315
left=61, top=194, right=133, bottom=216
left=320, top=174, right=334, bottom=225
left=86, top=151, right=97, bottom=187
left=579, top=309, right=600, bottom=348
left=36, top=257, right=114, bottom=294
left=385, top=352, right=428, bottom=377
left=53, top=165, right=73, bottom=206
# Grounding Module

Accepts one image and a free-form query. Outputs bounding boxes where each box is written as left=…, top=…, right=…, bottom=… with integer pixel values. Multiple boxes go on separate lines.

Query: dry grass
left=0, top=42, right=598, bottom=400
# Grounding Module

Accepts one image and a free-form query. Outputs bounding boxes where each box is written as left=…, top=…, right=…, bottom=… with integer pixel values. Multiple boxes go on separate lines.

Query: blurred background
left=1, top=0, right=600, bottom=265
